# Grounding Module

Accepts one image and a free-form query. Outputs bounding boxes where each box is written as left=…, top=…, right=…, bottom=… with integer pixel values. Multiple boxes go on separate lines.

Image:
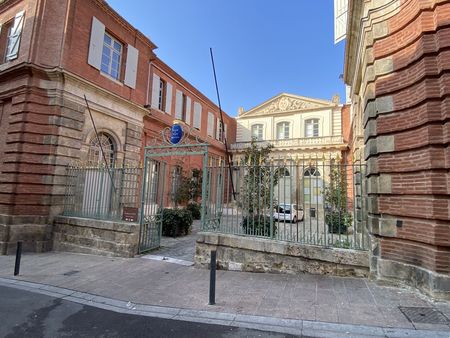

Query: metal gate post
left=200, top=149, right=209, bottom=231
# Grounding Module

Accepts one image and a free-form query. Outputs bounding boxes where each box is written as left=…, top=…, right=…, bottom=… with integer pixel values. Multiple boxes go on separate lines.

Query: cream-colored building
left=231, top=93, right=348, bottom=205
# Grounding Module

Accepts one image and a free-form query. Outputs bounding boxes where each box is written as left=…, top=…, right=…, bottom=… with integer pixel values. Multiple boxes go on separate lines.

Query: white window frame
left=276, top=122, right=290, bottom=140
left=101, top=32, right=122, bottom=80
left=158, top=79, right=166, bottom=111
left=305, top=119, right=319, bottom=138
left=251, top=124, right=264, bottom=141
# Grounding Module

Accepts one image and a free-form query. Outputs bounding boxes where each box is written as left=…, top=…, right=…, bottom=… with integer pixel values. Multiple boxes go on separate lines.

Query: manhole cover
left=63, top=270, right=80, bottom=276
left=399, top=307, right=449, bottom=324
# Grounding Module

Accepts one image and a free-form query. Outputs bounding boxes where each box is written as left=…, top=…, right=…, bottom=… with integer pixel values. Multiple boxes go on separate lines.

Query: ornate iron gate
left=138, top=125, right=209, bottom=253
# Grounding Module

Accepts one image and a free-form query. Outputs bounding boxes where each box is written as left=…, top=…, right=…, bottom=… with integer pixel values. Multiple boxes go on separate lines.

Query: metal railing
left=230, top=136, right=345, bottom=150
left=203, top=158, right=369, bottom=250
left=63, top=165, right=142, bottom=222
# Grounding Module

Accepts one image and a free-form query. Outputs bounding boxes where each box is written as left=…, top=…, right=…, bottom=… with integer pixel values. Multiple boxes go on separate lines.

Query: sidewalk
left=0, top=251, right=449, bottom=337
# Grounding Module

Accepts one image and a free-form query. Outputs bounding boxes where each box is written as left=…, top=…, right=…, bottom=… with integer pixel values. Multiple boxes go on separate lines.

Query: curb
left=0, top=277, right=447, bottom=338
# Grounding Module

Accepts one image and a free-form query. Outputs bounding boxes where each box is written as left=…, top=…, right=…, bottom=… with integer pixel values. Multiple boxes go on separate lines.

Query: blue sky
left=107, top=0, right=346, bottom=116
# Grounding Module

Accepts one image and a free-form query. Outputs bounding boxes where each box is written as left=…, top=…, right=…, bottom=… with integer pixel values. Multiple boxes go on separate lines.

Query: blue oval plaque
left=170, top=123, right=183, bottom=144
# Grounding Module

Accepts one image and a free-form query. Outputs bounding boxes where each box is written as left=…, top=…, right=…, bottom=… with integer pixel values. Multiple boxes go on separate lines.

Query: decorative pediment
left=239, top=93, right=336, bottom=117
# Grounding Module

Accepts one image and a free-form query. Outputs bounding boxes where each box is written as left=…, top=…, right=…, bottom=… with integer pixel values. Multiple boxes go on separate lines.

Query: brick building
left=343, top=0, right=450, bottom=299
left=0, top=0, right=235, bottom=255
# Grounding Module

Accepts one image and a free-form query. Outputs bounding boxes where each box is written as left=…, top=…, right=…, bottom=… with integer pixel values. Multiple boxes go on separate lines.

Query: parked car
left=273, top=204, right=304, bottom=223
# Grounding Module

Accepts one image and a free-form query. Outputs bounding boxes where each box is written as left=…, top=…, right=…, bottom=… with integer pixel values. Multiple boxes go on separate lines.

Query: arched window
left=276, top=167, right=290, bottom=177
left=276, top=122, right=290, bottom=140
left=305, top=119, right=319, bottom=137
left=251, top=124, right=264, bottom=141
left=304, top=167, right=321, bottom=177
left=87, top=132, right=115, bottom=166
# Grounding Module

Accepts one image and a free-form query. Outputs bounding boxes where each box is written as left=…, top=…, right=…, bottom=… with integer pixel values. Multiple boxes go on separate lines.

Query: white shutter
left=124, top=45, right=139, bottom=88
left=334, top=0, right=348, bottom=44
left=216, top=118, right=221, bottom=140
left=207, top=112, right=214, bottom=137
left=185, top=97, right=191, bottom=125
left=193, top=102, right=201, bottom=129
left=151, top=74, right=160, bottom=109
left=88, top=16, right=105, bottom=69
left=165, top=82, right=172, bottom=114
left=175, top=89, right=183, bottom=119
left=5, top=11, right=25, bottom=61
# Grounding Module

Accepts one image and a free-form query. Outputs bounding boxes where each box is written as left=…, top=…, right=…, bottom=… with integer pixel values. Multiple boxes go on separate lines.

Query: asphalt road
left=0, top=285, right=303, bottom=338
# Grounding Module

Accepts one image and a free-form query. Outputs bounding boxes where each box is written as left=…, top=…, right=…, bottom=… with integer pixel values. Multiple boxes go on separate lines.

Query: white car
left=273, top=204, right=304, bottom=223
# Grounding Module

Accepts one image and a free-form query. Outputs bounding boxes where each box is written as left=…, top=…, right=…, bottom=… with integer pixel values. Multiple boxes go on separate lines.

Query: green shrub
left=241, top=214, right=277, bottom=237
left=186, top=202, right=201, bottom=220
left=159, top=208, right=193, bottom=237
left=326, top=211, right=352, bottom=234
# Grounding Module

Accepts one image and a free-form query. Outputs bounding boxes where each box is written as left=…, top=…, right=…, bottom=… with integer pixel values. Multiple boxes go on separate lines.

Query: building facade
left=0, top=0, right=235, bottom=255
left=232, top=93, right=349, bottom=206
left=344, top=0, right=450, bottom=299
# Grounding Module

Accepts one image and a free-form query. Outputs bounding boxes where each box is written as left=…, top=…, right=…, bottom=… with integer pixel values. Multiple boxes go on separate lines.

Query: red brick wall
left=61, top=0, right=156, bottom=106
left=368, top=0, right=450, bottom=273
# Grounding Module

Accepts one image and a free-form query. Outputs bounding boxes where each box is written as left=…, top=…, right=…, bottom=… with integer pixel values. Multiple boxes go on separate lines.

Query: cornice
left=92, top=0, right=157, bottom=50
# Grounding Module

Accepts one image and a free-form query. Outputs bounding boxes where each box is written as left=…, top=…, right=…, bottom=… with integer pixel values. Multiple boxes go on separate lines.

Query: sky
left=107, top=0, right=346, bottom=117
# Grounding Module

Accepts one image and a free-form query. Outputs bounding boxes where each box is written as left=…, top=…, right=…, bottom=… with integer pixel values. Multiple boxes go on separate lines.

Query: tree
left=171, top=169, right=203, bottom=207
left=240, top=139, right=281, bottom=236
left=324, top=163, right=352, bottom=234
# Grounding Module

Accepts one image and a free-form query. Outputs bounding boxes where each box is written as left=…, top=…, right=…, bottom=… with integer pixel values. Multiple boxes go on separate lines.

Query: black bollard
left=209, top=250, right=216, bottom=305
left=14, top=241, right=22, bottom=276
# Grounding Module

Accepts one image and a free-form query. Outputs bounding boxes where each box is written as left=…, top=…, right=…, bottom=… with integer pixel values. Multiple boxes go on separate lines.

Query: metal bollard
left=209, top=250, right=216, bottom=305
left=14, top=241, right=22, bottom=276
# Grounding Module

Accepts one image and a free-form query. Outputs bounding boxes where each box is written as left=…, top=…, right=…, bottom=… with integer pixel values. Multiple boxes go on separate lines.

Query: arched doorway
left=303, top=167, right=323, bottom=204
left=275, top=167, right=292, bottom=204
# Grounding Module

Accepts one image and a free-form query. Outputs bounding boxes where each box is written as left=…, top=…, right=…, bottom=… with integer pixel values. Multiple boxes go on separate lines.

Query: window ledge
left=100, top=71, right=123, bottom=86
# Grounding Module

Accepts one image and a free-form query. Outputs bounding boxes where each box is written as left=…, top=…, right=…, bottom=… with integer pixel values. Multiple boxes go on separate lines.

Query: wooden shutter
left=207, top=112, right=214, bottom=137
left=224, top=123, right=228, bottom=141
left=151, top=74, right=160, bottom=109
left=193, top=102, right=201, bottom=129
left=88, top=16, right=105, bottom=69
left=124, top=45, right=139, bottom=88
left=175, top=89, right=183, bottom=119
left=5, top=11, right=25, bottom=61
left=216, top=118, right=221, bottom=140
left=165, top=82, right=172, bottom=114
left=334, top=0, right=348, bottom=44
left=185, top=97, right=191, bottom=125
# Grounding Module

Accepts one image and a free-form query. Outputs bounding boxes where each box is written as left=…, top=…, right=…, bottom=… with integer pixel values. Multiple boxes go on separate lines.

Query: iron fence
left=203, top=158, right=369, bottom=251
left=63, top=165, right=142, bottom=222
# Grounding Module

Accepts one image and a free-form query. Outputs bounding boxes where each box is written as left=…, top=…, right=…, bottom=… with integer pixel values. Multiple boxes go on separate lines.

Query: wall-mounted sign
left=123, top=207, right=139, bottom=222
left=170, top=121, right=183, bottom=144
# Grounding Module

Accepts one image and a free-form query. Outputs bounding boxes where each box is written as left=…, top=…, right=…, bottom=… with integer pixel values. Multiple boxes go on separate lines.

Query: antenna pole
left=210, top=48, right=236, bottom=200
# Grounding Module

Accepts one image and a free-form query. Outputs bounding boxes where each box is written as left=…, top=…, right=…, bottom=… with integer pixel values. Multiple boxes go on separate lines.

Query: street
left=0, top=285, right=303, bottom=338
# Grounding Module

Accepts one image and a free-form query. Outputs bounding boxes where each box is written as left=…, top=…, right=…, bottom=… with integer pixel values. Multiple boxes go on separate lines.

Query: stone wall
left=53, top=216, right=139, bottom=258
left=195, top=233, right=369, bottom=277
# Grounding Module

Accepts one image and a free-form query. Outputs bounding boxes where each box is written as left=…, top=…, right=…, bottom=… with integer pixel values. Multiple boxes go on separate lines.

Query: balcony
left=230, top=135, right=345, bottom=151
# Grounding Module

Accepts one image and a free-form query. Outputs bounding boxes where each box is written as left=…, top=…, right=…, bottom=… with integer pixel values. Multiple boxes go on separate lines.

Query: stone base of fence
left=53, top=216, right=139, bottom=258
left=195, top=232, right=369, bottom=277
left=0, top=214, right=52, bottom=255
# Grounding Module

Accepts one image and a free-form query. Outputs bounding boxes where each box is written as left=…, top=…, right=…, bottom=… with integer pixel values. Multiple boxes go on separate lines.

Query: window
left=251, top=124, right=263, bottom=141
left=217, top=120, right=224, bottom=141
left=0, top=11, right=25, bottom=63
left=304, top=167, right=320, bottom=177
left=87, top=132, right=115, bottom=166
left=276, top=122, right=290, bottom=140
left=158, top=79, right=167, bottom=111
left=101, top=32, right=122, bottom=80
left=305, top=119, right=319, bottom=137
left=88, top=17, right=139, bottom=88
